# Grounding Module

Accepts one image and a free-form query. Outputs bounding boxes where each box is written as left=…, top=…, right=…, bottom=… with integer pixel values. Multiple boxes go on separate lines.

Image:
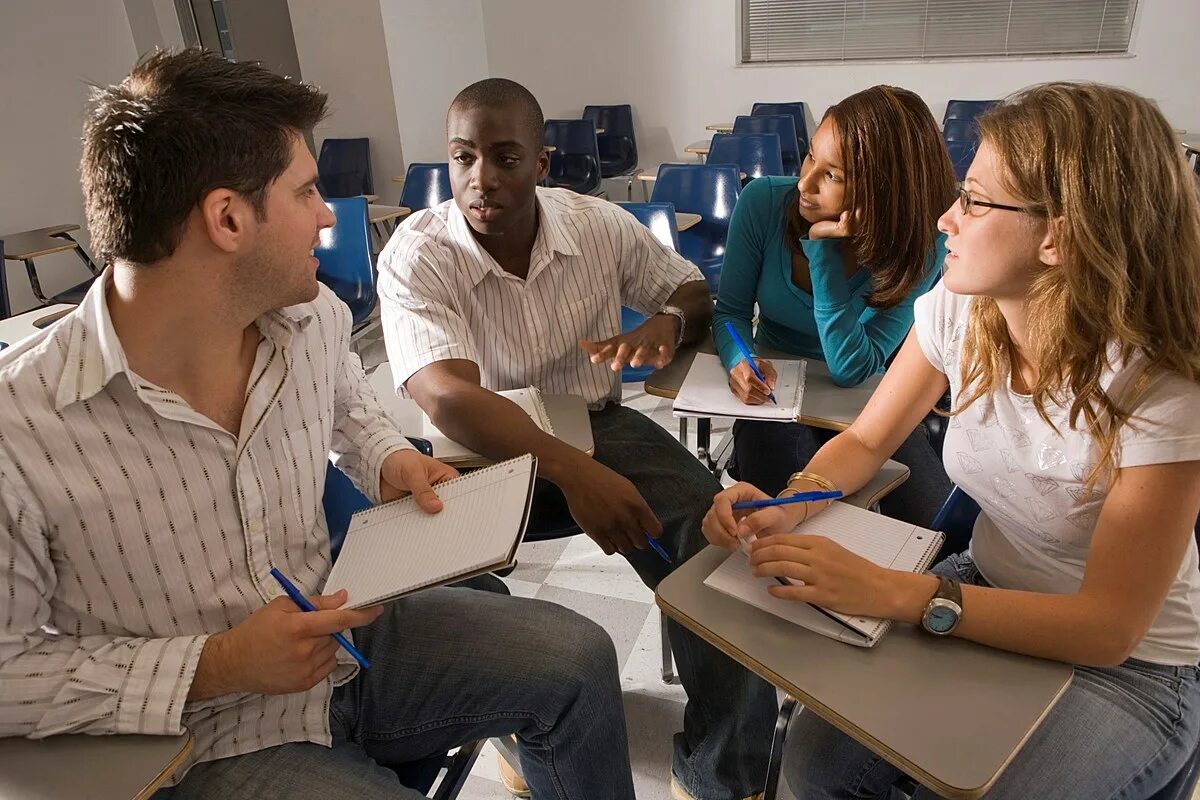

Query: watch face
left=926, top=605, right=959, bottom=634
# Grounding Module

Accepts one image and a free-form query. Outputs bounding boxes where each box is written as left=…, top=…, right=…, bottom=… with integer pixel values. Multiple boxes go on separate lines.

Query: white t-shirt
left=915, top=282, right=1200, bottom=665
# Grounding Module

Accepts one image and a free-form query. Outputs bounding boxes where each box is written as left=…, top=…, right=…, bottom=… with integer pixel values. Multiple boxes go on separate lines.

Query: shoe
left=498, top=749, right=530, bottom=797
left=670, top=775, right=764, bottom=800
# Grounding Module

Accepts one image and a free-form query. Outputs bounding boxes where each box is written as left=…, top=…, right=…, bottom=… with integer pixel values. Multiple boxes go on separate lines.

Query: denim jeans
left=783, top=552, right=1200, bottom=799
left=154, top=583, right=634, bottom=799
left=729, top=420, right=952, bottom=528
left=530, top=404, right=777, bottom=799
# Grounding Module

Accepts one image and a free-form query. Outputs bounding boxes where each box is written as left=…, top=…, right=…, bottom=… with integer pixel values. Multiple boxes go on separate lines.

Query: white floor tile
left=541, top=533, right=656, bottom=604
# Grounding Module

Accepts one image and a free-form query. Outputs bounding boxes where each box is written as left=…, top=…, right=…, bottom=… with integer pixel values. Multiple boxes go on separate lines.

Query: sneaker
left=670, top=775, right=764, bottom=800
left=497, top=749, right=530, bottom=797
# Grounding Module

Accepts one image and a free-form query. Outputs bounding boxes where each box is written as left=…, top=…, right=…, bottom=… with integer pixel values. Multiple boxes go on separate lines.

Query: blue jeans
left=730, top=420, right=952, bottom=527
left=530, top=404, right=777, bottom=799
left=784, top=552, right=1200, bottom=799
left=154, top=584, right=634, bottom=799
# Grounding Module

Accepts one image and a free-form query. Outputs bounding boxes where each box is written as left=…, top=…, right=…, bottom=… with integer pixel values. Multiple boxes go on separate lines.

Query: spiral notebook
left=323, top=454, right=538, bottom=609
left=672, top=353, right=806, bottom=421
left=703, top=502, right=944, bottom=647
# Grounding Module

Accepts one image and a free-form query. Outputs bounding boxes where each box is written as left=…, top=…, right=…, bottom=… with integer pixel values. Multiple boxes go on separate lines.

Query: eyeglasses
left=956, top=184, right=1036, bottom=216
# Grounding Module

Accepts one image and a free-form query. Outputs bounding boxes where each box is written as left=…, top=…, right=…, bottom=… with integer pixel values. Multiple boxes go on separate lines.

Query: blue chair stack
left=615, top=202, right=682, bottom=383
left=317, top=137, right=373, bottom=199
left=707, top=132, right=785, bottom=183
left=583, top=104, right=639, bottom=181
left=751, top=101, right=809, bottom=153
left=399, top=162, right=452, bottom=211
left=543, top=119, right=604, bottom=196
left=650, top=163, right=741, bottom=293
left=315, top=196, right=376, bottom=330
left=732, top=115, right=801, bottom=176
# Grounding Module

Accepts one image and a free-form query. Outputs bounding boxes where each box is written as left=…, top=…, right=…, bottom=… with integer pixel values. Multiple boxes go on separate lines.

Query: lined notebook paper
left=324, top=454, right=538, bottom=608
left=367, top=364, right=554, bottom=467
left=673, top=353, right=806, bottom=421
left=704, top=501, right=944, bottom=647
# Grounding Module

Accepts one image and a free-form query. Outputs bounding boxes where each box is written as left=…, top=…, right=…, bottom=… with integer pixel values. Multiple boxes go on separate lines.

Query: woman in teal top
left=713, top=85, right=955, bottom=526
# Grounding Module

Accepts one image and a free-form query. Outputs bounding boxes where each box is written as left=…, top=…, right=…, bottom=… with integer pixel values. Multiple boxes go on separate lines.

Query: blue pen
left=723, top=321, right=777, bottom=405
left=731, top=489, right=843, bottom=511
left=269, top=568, right=371, bottom=670
left=645, top=533, right=673, bottom=564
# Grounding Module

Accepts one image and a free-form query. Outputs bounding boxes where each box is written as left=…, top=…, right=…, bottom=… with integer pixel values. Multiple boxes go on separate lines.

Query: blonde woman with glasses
left=703, top=82, right=1200, bottom=798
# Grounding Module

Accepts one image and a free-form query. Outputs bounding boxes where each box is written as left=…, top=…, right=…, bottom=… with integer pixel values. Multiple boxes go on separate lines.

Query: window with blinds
left=740, top=1, right=1139, bottom=64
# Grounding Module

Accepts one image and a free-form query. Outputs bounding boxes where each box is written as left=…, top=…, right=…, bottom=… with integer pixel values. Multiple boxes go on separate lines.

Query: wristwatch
left=920, top=576, right=963, bottom=636
left=654, top=304, right=687, bottom=347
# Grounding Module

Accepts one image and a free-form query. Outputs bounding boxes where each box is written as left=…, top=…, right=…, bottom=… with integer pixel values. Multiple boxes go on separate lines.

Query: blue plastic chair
left=943, top=99, right=998, bottom=125
left=941, top=118, right=980, bottom=144
left=751, top=101, right=809, bottom=152
left=650, top=163, right=741, bottom=293
left=399, top=163, right=452, bottom=212
left=582, top=104, right=639, bottom=179
left=614, top=202, right=682, bottom=383
left=543, top=119, right=603, bottom=196
left=317, top=138, right=373, bottom=198
left=315, top=197, right=376, bottom=330
left=708, top=133, right=785, bottom=183
left=945, top=139, right=978, bottom=182
left=732, top=115, right=801, bottom=176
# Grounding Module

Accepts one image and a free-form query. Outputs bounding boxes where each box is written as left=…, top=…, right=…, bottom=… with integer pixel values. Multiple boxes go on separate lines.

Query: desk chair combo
left=583, top=104, right=641, bottom=198
left=707, top=132, right=786, bottom=184
left=397, top=162, right=452, bottom=212
left=543, top=119, right=604, bottom=196
left=941, top=100, right=998, bottom=181
left=732, top=115, right=802, bottom=176
left=649, top=163, right=741, bottom=294
left=315, top=196, right=380, bottom=342
left=317, top=137, right=374, bottom=199
left=750, top=101, right=810, bottom=153
left=615, top=201, right=683, bottom=385
left=0, top=224, right=101, bottom=315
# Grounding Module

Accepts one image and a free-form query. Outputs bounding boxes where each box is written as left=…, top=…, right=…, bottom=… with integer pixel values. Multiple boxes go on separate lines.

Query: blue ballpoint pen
left=723, top=321, right=777, bottom=405
left=731, top=489, right=843, bottom=510
left=645, top=533, right=673, bottom=564
left=269, top=567, right=371, bottom=670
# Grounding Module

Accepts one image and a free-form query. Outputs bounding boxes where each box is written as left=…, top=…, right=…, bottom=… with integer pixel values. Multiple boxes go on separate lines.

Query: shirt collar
left=445, top=188, right=582, bottom=287
left=54, top=270, right=314, bottom=411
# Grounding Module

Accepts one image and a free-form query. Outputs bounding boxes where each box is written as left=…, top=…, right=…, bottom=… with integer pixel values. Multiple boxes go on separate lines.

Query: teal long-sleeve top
left=713, top=176, right=946, bottom=387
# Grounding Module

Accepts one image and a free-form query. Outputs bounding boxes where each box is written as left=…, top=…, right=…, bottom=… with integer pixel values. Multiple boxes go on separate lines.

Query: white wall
left=481, top=0, right=1200, bottom=168
left=379, top=0, right=489, bottom=165
left=0, top=0, right=139, bottom=314
left=288, top=0, right=405, bottom=197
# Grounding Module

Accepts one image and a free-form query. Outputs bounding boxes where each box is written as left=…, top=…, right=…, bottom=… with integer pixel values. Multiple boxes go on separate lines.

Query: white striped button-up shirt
left=377, top=188, right=703, bottom=407
left=0, top=276, right=412, bottom=782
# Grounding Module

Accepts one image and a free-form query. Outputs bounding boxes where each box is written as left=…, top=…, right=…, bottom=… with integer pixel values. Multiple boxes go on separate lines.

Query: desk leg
left=55, top=232, right=101, bottom=276
left=660, top=611, right=675, bottom=684
left=697, top=417, right=712, bottom=469
left=764, top=696, right=800, bottom=800
left=22, top=259, right=49, bottom=305
left=679, top=417, right=688, bottom=449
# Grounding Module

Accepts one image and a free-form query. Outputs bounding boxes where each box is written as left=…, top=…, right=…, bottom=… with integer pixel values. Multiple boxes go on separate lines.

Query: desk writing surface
left=1, top=225, right=82, bottom=260
left=0, top=731, right=193, bottom=800
left=644, top=338, right=882, bottom=432
left=0, top=303, right=77, bottom=348
left=657, top=547, right=1072, bottom=799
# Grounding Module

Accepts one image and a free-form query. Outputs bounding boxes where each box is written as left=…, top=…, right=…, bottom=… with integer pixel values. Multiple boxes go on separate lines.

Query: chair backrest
left=399, top=162, right=452, bottom=211
left=583, top=104, right=638, bottom=178
left=945, top=139, right=978, bottom=182
left=0, top=240, right=10, bottom=320
left=650, top=163, right=741, bottom=225
left=733, top=115, right=800, bottom=175
left=929, top=486, right=982, bottom=559
left=751, top=101, right=809, bottom=149
left=616, top=201, right=681, bottom=251
left=943, top=99, right=999, bottom=125
left=941, top=118, right=979, bottom=144
left=315, top=196, right=376, bottom=326
left=543, top=119, right=602, bottom=195
left=708, top=132, right=786, bottom=181
left=317, top=137, right=373, bottom=198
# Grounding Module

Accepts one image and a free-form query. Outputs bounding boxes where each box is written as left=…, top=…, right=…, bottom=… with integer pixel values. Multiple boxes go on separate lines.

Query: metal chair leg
left=697, top=416, right=713, bottom=469
left=679, top=416, right=689, bottom=448
left=764, top=696, right=800, bottom=800
left=660, top=609, right=676, bottom=684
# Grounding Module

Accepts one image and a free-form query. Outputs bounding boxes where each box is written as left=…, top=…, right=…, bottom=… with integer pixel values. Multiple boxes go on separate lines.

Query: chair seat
left=597, top=137, right=638, bottom=178
left=51, top=278, right=95, bottom=307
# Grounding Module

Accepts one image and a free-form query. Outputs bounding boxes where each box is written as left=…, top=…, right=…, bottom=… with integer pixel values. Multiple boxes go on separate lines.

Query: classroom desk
left=657, top=547, right=1072, bottom=799
left=0, top=303, right=76, bottom=347
left=675, top=212, right=701, bottom=232
left=705, top=123, right=734, bottom=133
left=367, top=363, right=594, bottom=458
left=684, top=140, right=710, bottom=160
left=1181, top=136, right=1200, bottom=159
left=2, top=224, right=101, bottom=306
left=645, top=338, right=882, bottom=432
left=0, top=730, right=194, bottom=800
left=367, top=204, right=411, bottom=225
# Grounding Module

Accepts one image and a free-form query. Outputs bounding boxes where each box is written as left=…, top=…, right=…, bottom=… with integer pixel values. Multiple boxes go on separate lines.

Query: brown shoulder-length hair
left=785, top=85, right=956, bottom=308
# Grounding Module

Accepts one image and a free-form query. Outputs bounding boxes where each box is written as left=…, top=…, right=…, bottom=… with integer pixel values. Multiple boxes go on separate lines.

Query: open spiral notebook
left=672, top=352, right=806, bottom=421
left=323, top=454, right=538, bottom=609
left=703, top=501, right=944, bottom=647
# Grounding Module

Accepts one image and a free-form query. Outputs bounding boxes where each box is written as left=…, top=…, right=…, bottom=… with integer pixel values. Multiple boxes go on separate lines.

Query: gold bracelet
left=786, top=470, right=837, bottom=493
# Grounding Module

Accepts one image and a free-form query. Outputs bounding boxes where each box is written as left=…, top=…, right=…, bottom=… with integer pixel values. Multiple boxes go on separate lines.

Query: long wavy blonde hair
left=955, top=82, right=1200, bottom=489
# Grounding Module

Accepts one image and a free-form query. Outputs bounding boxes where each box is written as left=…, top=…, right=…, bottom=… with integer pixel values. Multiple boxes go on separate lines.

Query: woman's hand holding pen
left=727, top=358, right=777, bottom=405
left=701, top=481, right=805, bottom=550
